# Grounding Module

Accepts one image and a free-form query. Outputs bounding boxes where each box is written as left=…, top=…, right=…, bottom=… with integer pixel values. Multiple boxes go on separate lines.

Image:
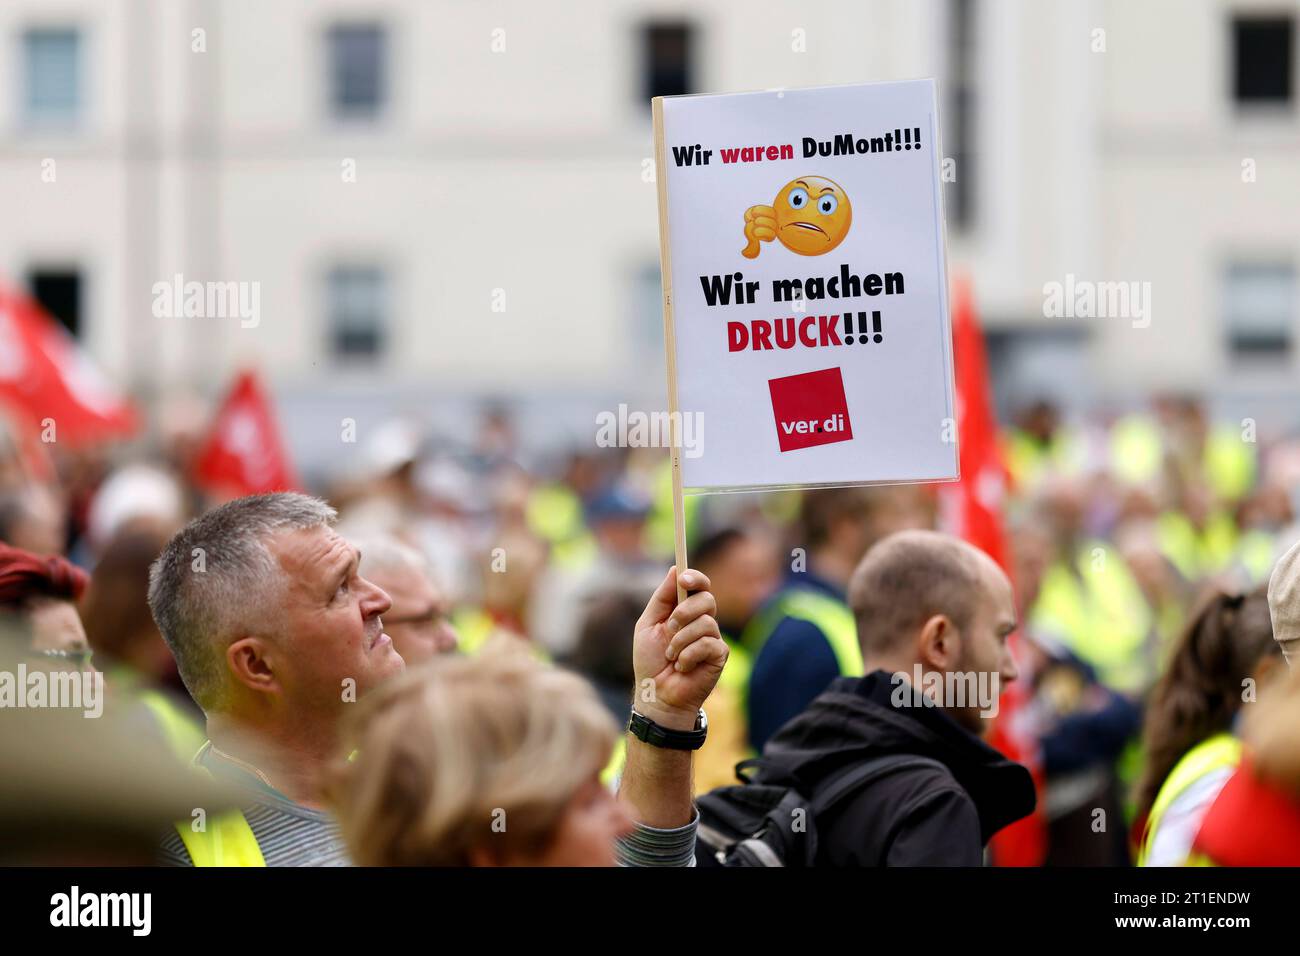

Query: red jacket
left=1193, top=757, right=1300, bottom=866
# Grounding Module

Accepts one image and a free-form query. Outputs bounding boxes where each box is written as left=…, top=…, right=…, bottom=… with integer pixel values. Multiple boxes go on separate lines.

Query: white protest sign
left=653, top=80, right=958, bottom=493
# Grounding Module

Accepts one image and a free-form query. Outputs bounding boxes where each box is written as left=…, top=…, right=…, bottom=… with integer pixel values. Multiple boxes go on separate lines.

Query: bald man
left=750, top=530, right=1036, bottom=866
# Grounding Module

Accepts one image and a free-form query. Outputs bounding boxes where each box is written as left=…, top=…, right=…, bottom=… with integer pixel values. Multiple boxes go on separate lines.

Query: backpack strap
left=810, top=753, right=950, bottom=817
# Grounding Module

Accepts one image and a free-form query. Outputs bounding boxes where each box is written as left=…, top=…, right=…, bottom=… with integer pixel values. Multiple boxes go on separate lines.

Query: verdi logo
left=767, top=366, right=853, bottom=453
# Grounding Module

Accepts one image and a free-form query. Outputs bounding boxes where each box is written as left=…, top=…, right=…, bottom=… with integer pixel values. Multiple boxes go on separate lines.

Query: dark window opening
left=1233, top=16, right=1293, bottom=105
left=328, top=23, right=387, bottom=119
left=28, top=269, right=82, bottom=338
left=642, top=23, right=693, bottom=103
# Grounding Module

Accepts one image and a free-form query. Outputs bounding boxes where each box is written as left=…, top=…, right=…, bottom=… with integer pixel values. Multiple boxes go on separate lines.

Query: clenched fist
left=631, top=566, right=728, bottom=731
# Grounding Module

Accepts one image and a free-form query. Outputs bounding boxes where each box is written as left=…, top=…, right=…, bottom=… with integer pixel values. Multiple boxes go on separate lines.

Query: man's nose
left=359, top=576, right=392, bottom=617
left=1001, top=651, right=1019, bottom=686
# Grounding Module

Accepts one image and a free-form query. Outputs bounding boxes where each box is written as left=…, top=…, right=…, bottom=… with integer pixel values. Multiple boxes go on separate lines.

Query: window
left=1223, top=261, right=1295, bottom=359
left=23, top=28, right=81, bottom=124
left=327, top=23, right=387, bottom=119
left=945, top=0, right=976, bottom=229
left=641, top=23, right=693, bottom=103
left=327, top=266, right=388, bottom=362
left=1232, top=16, right=1293, bottom=106
left=27, top=268, right=82, bottom=338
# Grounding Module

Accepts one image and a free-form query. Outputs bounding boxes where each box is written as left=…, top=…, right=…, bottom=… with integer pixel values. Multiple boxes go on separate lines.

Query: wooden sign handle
left=652, top=96, right=689, bottom=605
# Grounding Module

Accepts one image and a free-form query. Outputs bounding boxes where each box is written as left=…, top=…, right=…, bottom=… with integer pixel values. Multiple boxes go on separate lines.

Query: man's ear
left=917, top=614, right=961, bottom=671
left=227, top=636, right=281, bottom=695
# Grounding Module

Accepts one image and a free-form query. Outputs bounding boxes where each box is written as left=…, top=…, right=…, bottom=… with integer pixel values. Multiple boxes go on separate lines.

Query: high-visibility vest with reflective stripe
left=173, top=743, right=266, bottom=867
left=742, top=587, right=862, bottom=680
left=1137, top=732, right=1242, bottom=867
left=175, top=810, right=265, bottom=867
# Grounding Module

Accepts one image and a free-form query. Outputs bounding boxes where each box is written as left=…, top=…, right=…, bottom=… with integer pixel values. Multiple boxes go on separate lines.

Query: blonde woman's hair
left=328, top=639, right=619, bottom=866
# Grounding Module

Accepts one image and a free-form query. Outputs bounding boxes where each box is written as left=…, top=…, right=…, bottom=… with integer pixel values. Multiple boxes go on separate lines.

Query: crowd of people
left=4, top=391, right=1300, bottom=866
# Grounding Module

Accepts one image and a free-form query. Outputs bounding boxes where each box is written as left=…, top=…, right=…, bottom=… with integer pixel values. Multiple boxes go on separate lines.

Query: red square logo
left=768, top=366, right=854, bottom=452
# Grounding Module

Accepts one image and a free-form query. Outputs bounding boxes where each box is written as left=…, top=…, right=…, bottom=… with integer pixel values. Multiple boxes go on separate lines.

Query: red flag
left=939, top=276, right=1047, bottom=866
left=192, top=370, right=299, bottom=498
left=0, top=282, right=138, bottom=448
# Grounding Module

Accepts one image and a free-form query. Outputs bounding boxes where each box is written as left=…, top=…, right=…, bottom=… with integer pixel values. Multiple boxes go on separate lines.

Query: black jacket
left=754, top=670, right=1036, bottom=866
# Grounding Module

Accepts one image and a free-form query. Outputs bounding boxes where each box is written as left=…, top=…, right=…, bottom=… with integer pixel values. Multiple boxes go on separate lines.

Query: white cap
left=1267, top=537, right=1300, bottom=664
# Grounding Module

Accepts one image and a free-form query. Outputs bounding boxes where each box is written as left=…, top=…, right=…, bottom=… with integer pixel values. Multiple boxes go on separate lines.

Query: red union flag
left=768, top=366, right=853, bottom=452
left=193, top=370, right=299, bottom=498
left=0, top=282, right=138, bottom=446
left=939, top=275, right=1046, bottom=867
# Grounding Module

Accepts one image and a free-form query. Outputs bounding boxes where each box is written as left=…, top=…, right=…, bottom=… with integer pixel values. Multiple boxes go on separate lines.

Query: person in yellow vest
left=149, top=492, right=728, bottom=865
left=525, top=451, right=602, bottom=570
left=1003, top=400, right=1086, bottom=494
left=1027, top=480, right=1156, bottom=694
left=745, top=487, right=930, bottom=750
left=0, top=622, right=245, bottom=866
left=1133, top=587, right=1285, bottom=866
left=1154, top=482, right=1239, bottom=584
left=689, top=527, right=779, bottom=790
left=80, top=526, right=208, bottom=763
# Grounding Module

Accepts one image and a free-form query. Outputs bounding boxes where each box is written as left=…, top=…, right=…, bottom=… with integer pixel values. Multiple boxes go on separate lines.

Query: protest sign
left=652, top=80, right=958, bottom=501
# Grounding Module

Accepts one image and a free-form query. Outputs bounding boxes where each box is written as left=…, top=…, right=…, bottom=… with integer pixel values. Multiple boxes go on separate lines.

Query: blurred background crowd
left=3, top=381, right=1299, bottom=865
left=2, top=0, right=1300, bottom=865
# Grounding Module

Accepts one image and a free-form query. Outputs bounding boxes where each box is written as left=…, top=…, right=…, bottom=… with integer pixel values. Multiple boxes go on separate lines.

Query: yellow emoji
left=742, top=175, right=852, bottom=258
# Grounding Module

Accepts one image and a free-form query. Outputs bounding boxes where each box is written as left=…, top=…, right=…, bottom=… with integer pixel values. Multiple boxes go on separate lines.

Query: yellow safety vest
left=137, top=690, right=207, bottom=765
left=1109, top=414, right=1164, bottom=489
left=1234, top=529, right=1276, bottom=586
left=175, top=809, right=265, bottom=867
left=1204, top=426, right=1256, bottom=503
left=455, top=607, right=551, bottom=662
left=742, top=587, right=863, bottom=684
left=1004, top=426, right=1085, bottom=491
left=526, top=484, right=597, bottom=569
left=1137, top=732, right=1242, bottom=868
left=173, top=743, right=265, bottom=867
left=1155, top=510, right=1238, bottom=582
left=1029, top=543, right=1153, bottom=693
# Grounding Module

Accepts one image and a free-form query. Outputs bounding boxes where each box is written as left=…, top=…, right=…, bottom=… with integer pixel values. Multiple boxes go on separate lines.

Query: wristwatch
left=627, top=708, right=708, bottom=750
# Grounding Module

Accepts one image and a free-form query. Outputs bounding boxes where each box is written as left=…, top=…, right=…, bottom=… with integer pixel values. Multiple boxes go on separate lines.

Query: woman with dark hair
left=1135, top=586, right=1283, bottom=865
left=0, top=542, right=94, bottom=670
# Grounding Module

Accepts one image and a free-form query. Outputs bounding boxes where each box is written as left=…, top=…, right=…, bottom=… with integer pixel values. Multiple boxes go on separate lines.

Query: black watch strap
left=627, top=709, right=708, bottom=751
